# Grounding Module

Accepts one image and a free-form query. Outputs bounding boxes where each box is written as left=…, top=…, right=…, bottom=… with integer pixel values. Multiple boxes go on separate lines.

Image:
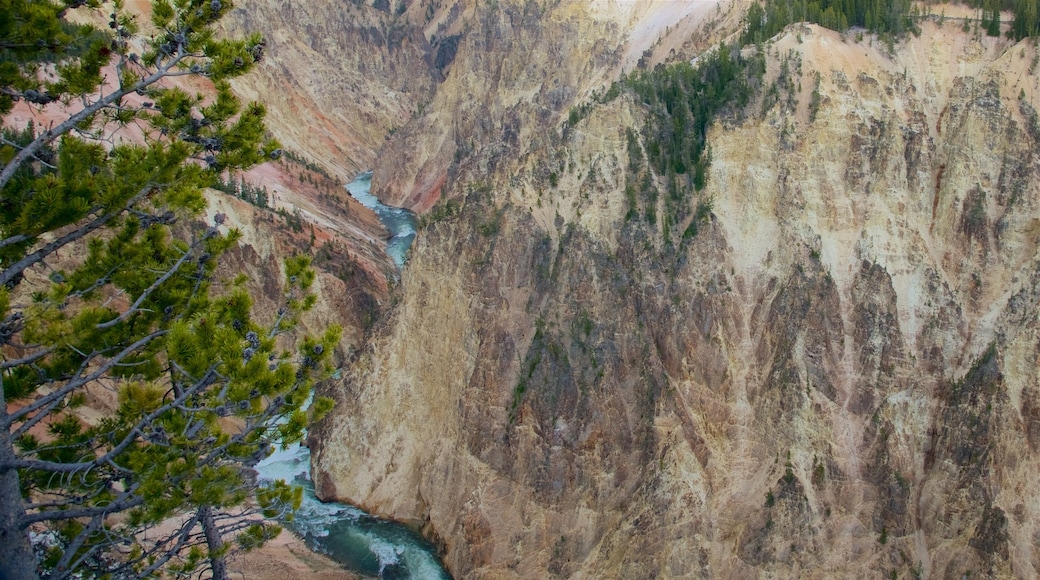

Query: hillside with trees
left=742, top=0, right=1040, bottom=42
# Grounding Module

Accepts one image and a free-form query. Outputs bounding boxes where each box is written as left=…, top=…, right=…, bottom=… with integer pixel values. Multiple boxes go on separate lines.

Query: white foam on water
left=344, top=172, right=418, bottom=268
left=252, top=396, right=450, bottom=578
left=400, top=544, right=451, bottom=579
left=254, top=443, right=308, bottom=483
left=369, top=537, right=404, bottom=571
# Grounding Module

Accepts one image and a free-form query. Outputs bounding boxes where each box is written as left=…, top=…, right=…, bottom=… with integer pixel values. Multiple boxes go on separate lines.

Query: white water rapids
left=345, top=172, right=417, bottom=268
left=254, top=176, right=444, bottom=578
left=254, top=441, right=450, bottom=579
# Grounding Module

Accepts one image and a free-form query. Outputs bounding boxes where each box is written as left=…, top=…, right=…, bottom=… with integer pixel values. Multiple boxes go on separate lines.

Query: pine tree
left=1011, top=0, right=1040, bottom=39
left=0, top=1, right=337, bottom=579
left=985, top=0, right=1003, bottom=36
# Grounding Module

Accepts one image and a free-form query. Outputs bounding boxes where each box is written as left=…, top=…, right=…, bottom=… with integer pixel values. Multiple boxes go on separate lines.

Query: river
left=255, top=442, right=450, bottom=579
left=345, top=171, right=417, bottom=268
left=253, top=175, right=446, bottom=579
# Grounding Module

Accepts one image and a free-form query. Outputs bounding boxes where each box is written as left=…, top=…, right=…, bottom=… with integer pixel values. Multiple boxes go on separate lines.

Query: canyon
left=204, top=0, right=1040, bottom=577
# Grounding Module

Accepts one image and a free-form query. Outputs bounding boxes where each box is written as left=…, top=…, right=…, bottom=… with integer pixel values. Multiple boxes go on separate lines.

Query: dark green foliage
left=617, top=44, right=763, bottom=242
left=420, top=198, right=462, bottom=228
left=0, top=0, right=108, bottom=115
left=1010, top=0, right=1040, bottom=39
left=984, top=0, right=1003, bottom=36
left=741, top=0, right=918, bottom=44
left=278, top=206, right=305, bottom=233
left=566, top=104, right=589, bottom=127
left=0, top=2, right=338, bottom=578
left=281, top=149, right=334, bottom=180
left=510, top=322, right=546, bottom=422
left=625, top=128, right=643, bottom=173
left=478, top=211, right=502, bottom=236
left=212, top=176, right=271, bottom=208
left=808, top=70, right=823, bottom=122
left=682, top=199, right=714, bottom=240
left=742, top=0, right=1037, bottom=41
left=625, top=44, right=763, bottom=187
left=965, top=0, right=1040, bottom=40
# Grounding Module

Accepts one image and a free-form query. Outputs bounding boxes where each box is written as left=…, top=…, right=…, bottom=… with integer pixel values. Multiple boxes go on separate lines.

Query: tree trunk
left=198, top=506, right=228, bottom=580
left=0, top=421, right=38, bottom=580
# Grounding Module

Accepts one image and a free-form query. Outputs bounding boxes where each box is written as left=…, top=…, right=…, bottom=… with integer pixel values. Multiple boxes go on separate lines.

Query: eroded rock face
left=201, top=190, right=387, bottom=351
left=368, top=0, right=733, bottom=212
left=220, top=0, right=437, bottom=179
left=312, top=9, right=1040, bottom=580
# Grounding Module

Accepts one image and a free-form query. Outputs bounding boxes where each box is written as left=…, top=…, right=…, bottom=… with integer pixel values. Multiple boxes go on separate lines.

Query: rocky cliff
left=310, top=2, right=1040, bottom=577
left=369, top=0, right=740, bottom=211
left=220, top=0, right=438, bottom=179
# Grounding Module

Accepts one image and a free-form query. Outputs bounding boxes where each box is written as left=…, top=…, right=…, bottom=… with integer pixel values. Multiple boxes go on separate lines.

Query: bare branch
left=25, top=479, right=113, bottom=510
left=0, top=233, right=28, bottom=249
left=0, top=346, right=54, bottom=371
left=268, top=306, right=291, bottom=339
left=48, top=514, right=104, bottom=579
left=122, top=511, right=204, bottom=579
left=8, top=364, right=218, bottom=473
left=21, top=487, right=144, bottom=526
left=3, top=351, right=95, bottom=433
left=9, top=329, right=166, bottom=432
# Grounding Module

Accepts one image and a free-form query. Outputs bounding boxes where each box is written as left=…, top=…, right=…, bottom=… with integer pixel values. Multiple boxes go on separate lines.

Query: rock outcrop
left=220, top=0, right=438, bottom=179
left=312, top=3, right=1040, bottom=577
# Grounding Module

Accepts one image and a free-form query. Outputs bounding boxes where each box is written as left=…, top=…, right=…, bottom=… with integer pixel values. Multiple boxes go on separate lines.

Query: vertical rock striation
left=219, top=0, right=438, bottom=179
left=311, top=5, right=1040, bottom=578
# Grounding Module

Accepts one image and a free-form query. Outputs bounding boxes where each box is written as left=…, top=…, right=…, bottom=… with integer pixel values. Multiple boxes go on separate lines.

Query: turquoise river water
left=254, top=175, right=447, bottom=578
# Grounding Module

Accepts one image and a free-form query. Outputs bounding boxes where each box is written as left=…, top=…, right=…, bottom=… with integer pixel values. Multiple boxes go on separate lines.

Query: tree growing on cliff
left=0, top=1, right=337, bottom=579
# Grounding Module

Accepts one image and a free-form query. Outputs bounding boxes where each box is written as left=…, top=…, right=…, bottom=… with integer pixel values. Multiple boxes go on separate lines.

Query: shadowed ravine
left=252, top=169, right=438, bottom=577
left=252, top=180, right=442, bottom=577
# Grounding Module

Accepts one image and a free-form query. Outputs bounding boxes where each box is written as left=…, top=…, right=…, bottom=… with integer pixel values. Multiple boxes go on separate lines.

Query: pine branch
left=7, top=364, right=215, bottom=473
left=0, top=184, right=156, bottom=288
left=47, top=513, right=104, bottom=579
left=24, top=479, right=114, bottom=510
left=95, top=237, right=205, bottom=330
left=0, top=234, right=28, bottom=249
left=0, top=49, right=187, bottom=192
left=21, top=486, right=145, bottom=526
left=0, top=6, right=292, bottom=578
left=0, top=346, right=54, bottom=371
left=8, top=329, right=166, bottom=434
left=121, top=511, right=205, bottom=579
left=4, top=351, right=96, bottom=434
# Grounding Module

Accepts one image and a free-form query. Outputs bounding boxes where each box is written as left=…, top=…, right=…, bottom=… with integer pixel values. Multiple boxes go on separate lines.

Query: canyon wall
left=312, top=4, right=1040, bottom=578
left=220, top=0, right=438, bottom=179
left=369, top=0, right=741, bottom=211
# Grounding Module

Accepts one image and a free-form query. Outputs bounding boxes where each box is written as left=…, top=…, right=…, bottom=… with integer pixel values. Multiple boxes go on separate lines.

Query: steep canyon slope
left=219, top=0, right=437, bottom=179
left=310, top=3, right=1040, bottom=578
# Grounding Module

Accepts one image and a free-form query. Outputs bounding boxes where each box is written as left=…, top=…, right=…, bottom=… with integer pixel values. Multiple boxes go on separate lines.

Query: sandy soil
left=225, top=529, right=360, bottom=580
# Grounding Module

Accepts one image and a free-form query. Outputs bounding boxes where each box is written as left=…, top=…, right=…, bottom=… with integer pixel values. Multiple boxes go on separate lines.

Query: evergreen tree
left=0, top=1, right=337, bottom=579
left=1011, top=0, right=1040, bottom=39
left=740, top=0, right=918, bottom=43
left=985, top=0, right=1003, bottom=36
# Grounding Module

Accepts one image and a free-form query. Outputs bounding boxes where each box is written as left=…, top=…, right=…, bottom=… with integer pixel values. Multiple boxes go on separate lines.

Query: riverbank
left=226, top=528, right=360, bottom=580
